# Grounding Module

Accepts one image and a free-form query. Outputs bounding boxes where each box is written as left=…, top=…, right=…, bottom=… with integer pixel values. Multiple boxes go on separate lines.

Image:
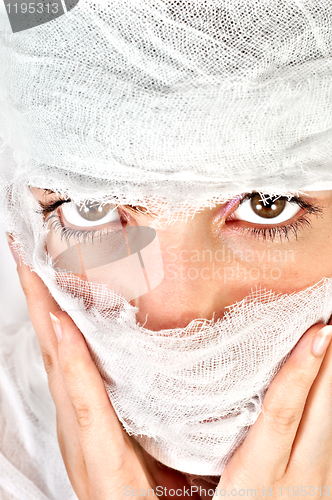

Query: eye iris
left=77, top=202, right=113, bottom=222
left=250, top=195, right=286, bottom=219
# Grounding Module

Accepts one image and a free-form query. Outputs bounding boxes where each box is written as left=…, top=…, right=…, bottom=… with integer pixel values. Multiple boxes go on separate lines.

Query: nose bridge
left=145, top=213, right=248, bottom=328
left=159, top=206, right=231, bottom=271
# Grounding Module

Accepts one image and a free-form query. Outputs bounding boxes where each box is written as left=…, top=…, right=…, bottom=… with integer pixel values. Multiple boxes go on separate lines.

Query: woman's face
left=32, top=188, right=332, bottom=330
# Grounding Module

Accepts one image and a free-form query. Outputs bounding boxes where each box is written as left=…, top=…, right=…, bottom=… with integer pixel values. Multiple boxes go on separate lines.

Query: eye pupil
left=251, top=195, right=286, bottom=219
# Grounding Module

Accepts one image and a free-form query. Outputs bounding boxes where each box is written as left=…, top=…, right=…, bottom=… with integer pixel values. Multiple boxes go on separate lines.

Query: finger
left=15, top=258, right=68, bottom=408
left=15, top=260, right=69, bottom=417
left=54, top=311, right=153, bottom=493
left=16, top=259, right=59, bottom=360
left=289, top=316, right=332, bottom=472
left=56, top=415, right=89, bottom=500
left=14, top=253, right=86, bottom=491
left=220, top=323, right=332, bottom=486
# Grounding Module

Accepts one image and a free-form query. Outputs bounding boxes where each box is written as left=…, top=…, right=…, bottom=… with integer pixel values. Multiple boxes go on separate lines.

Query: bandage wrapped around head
left=1, top=0, right=332, bottom=476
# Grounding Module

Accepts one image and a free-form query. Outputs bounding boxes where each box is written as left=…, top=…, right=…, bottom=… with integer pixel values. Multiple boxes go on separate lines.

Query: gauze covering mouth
left=33, top=244, right=332, bottom=476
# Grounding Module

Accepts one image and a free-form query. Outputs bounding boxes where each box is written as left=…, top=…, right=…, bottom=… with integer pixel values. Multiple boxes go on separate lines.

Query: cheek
left=210, top=243, right=332, bottom=298
left=135, top=229, right=332, bottom=331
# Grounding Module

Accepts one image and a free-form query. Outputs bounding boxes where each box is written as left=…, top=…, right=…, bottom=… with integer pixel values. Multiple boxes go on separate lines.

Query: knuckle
left=269, top=406, right=300, bottom=435
left=263, top=404, right=301, bottom=435
left=72, top=399, right=93, bottom=430
left=40, top=348, right=55, bottom=376
left=61, top=360, right=75, bottom=379
left=61, top=356, right=85, bottom=382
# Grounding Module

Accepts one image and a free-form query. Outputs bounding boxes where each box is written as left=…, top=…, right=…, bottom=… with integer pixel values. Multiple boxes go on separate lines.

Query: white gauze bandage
left=1, top=0, right=332, bottom=478
left=41, top=273, right=332, bottom=476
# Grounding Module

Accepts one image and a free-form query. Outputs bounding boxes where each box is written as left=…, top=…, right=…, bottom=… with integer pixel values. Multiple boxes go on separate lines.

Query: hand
left=215, top=320, right=332, bottom=498
left=15, top=258, right=196, bottom=500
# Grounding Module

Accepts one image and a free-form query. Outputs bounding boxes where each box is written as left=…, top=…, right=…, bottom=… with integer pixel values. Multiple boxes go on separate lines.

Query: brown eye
left=77, top=202, right=115, bottom=222
left=233, top=193, right=301, bottom=224
left=250, top=195, right=286, bottom=219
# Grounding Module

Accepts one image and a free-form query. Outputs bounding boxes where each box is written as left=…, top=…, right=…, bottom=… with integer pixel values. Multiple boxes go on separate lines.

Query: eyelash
left=40, top=197, right=142, bottom=245
left=234, top=193, right=323, bottom=242
left=46, top=215, right=109, bottom=244
left=39, top=193, right=323, bottom=244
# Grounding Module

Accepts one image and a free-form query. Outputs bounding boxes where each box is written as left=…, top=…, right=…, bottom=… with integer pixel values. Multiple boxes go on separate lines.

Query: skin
left=9, top=189, right=332, bottom=498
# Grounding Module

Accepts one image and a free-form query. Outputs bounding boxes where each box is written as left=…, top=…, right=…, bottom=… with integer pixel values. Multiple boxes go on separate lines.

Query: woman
left=1, top=1, right=332, bottom=499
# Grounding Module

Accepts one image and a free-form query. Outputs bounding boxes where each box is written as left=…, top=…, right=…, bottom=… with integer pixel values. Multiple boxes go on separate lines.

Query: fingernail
left=312, top=325, right=332, bottom=357
left=50, top=312, right=62, bottom=342
left=5, top=232, right=19, bottom=265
